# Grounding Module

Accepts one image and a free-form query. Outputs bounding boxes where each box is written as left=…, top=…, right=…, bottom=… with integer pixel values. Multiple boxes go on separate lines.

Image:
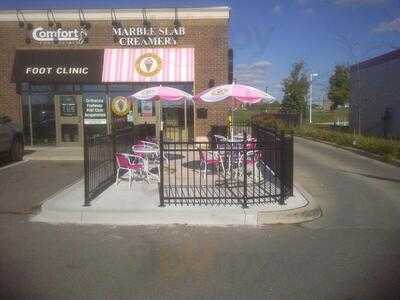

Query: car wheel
left=10, top=139, right=23, bottom=161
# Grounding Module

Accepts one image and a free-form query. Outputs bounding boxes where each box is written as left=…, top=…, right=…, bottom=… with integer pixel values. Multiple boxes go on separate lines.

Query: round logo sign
left=111, top=96, right=131, bottom=116
left=135, top=53, right=162, bottom=77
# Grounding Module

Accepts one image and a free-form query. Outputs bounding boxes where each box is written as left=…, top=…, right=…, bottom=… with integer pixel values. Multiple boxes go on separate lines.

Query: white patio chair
left=197, top=147, right=225, bottom=178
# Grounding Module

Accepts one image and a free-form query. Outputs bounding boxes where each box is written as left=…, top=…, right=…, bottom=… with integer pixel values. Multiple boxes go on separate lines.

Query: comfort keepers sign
left=11, top=50, right=103, bottom=83
left=101, top=48, right=194, bottom=82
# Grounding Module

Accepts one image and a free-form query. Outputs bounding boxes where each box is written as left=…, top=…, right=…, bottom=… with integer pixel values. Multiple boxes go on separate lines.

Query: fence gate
left=83, top=126, right=137, bottom=206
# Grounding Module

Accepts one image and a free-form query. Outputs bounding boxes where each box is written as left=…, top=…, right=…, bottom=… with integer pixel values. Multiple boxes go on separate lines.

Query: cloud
left=334, top=0, right=386, bottom=5
left=252, top=60, right=273, bottom=68
left=374, top=17, right=400, bottom=32
left=234, top=60, right=272, bottom=90
left=272, top=4, right=282, bottom=14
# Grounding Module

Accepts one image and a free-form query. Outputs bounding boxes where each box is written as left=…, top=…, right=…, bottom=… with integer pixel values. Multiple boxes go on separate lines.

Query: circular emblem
left=210, top=88, right=229, bottom=96
left=111, top=96, right=131, bottom=116
left=135, top=53, right=162, bottom=77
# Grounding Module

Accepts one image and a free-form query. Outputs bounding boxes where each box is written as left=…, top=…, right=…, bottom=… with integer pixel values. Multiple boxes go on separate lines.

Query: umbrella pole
left=231, top=97, right=234, bottom=139
left=159, top=101, right=163, bottom=131
left=184, top=98, right=187, bottom=141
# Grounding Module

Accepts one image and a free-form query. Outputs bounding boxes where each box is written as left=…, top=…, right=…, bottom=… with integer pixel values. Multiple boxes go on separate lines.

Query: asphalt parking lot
left=0, top=160, right=83, bottom=213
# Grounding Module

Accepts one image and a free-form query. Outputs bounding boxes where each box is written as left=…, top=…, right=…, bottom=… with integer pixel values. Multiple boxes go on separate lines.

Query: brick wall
left=0, top=17, right=229, bottom=137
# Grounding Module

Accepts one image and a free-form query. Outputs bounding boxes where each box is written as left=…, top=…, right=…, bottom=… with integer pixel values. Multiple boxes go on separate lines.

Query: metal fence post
left=159, top=130, right=165, bottom=207
left=83, top=125, right=91, bottom=206
left=288, top=131, right=294, bottom=196
left=242, top=131, right=248, bottom=209
left=112, top=127, right=117, bottom=175
left=279, top=130, right=286, bottom=205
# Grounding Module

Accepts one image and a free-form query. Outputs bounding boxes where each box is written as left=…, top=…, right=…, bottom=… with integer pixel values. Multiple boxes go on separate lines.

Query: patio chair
left=245, top=138, right=257, bottom=150
left=115, top=152, right=147, bottom=189
left=235, top=150, right=263, bottom=179
left=198, top=147, right=225, bottom=178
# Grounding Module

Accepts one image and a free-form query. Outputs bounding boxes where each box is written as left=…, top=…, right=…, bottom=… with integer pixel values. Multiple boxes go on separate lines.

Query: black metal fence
left=83, top=127, right=136, bottom=206
left=159, top=124, right=293, bottom=207
left=163, top=124, right=194, bottom=142
left=252, top=124, right=294, bottom=199
left=83, top=122, right=293, bottom=208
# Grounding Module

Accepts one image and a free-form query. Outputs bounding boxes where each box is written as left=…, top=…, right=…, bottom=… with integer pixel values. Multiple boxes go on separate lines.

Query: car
left=0, top=115, right=24, bottom=162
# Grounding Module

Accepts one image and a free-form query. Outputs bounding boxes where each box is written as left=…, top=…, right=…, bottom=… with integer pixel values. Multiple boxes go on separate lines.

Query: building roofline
left=351, top=48, right=400, bottom=71
left=0, top=7, right=230, bottom=22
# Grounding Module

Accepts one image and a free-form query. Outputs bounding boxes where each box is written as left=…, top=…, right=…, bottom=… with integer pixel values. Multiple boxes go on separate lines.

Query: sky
left=1, top=0, right=400, bottom=102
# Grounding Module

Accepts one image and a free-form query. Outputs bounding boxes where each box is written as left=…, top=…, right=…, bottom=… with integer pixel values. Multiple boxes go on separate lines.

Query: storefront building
left=0, top=7, right=231, bottom=146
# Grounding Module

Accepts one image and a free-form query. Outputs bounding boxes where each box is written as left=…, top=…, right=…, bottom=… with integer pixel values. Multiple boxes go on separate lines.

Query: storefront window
left=30, top=85, right=52, bottom=93
left=30, top=93, right=56, bottom=145
left=82, top=84, right=107, bottom=92
left=21, top=94, right=31, bottom=145
left=21, top=85, right=56, bottom=146
left=161, top=83, right=194, bottom=130
left=54, top=84, right=75, bottom=93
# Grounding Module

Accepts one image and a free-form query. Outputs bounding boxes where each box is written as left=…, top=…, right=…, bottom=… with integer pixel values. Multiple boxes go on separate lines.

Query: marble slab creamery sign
left=113, top=26, right=185, bottom=46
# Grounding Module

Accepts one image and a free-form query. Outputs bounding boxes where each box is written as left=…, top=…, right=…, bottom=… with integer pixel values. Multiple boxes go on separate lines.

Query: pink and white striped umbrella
left=194, top=84, right=274, bottom=104
left=131, top=86, right=193, bottom=102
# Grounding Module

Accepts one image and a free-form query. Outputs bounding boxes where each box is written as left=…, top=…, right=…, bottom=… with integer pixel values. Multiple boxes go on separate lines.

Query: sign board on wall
left=113, top=26, right=185, bottom=46
left=60, top=95, right=77, bottom=117
left=140, top=101, right=153, bottom=117
left=83, top=94, right=107, bottom=125
left=11, top=50, right=103, bottom=84
left=111, top=96, right=131, bottom=117
left=32, top=27, right=88, bottom=44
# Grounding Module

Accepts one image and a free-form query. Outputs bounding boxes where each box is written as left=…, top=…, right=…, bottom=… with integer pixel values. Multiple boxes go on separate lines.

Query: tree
left=328, top=64, right=350, bottom=110
left=281, top=61, right=309, bottom=115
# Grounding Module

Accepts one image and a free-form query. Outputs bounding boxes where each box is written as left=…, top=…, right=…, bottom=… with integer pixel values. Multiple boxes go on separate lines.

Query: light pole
left=309, top=73, right=318, bottom=123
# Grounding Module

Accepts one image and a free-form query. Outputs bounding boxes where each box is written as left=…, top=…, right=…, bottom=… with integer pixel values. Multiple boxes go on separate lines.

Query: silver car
left=0, top=115, right=24, bottom=161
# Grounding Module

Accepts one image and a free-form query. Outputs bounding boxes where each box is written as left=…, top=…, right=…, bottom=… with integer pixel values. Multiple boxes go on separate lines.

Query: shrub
left=293, top=125, right=400, bottom=161
left=252, top=115, right=288, bottom=131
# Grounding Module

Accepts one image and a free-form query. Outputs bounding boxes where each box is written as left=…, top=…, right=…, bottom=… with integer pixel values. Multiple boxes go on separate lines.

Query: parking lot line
left=0, top=159, right=30, bottom=172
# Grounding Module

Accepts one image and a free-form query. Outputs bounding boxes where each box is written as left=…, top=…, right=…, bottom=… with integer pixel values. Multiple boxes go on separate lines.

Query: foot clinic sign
left=12, top=50, right=103, bottom=84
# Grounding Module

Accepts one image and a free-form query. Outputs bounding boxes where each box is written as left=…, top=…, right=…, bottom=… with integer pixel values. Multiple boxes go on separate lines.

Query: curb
left=295, top=136, right=400, bottom=168
left=257, top=183, right=322, bottom=225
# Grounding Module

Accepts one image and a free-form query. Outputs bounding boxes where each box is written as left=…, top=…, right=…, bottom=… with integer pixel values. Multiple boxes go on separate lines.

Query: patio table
left=132, top=147, right=160, bottom=181
left=215, top=141, right=243, bottom=175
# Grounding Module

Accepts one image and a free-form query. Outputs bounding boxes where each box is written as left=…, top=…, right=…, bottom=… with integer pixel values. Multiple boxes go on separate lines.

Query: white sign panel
left=141, top=101, right=153, bottom=117
left=32, top=27, right=88, bottom=44
left=83, top=95, right=107, bottom=125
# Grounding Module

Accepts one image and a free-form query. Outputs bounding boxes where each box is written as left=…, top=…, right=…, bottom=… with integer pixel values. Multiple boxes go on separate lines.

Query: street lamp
left=309, top=73, right=318, bottom=123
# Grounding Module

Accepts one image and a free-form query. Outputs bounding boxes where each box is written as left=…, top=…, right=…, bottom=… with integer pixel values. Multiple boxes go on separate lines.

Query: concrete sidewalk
left=31, top=176, right=320, bottom=225
left=25, top=146, right=83, bottom=161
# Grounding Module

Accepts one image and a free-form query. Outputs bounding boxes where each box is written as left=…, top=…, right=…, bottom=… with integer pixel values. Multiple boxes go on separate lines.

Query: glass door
left=54, top=95, right=83, bottom=147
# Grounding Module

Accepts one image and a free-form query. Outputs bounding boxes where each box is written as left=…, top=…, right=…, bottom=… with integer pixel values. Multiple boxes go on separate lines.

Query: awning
left=11, top=49, right=104, bottom=84
left=102, top=48, right=194, bottom=83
